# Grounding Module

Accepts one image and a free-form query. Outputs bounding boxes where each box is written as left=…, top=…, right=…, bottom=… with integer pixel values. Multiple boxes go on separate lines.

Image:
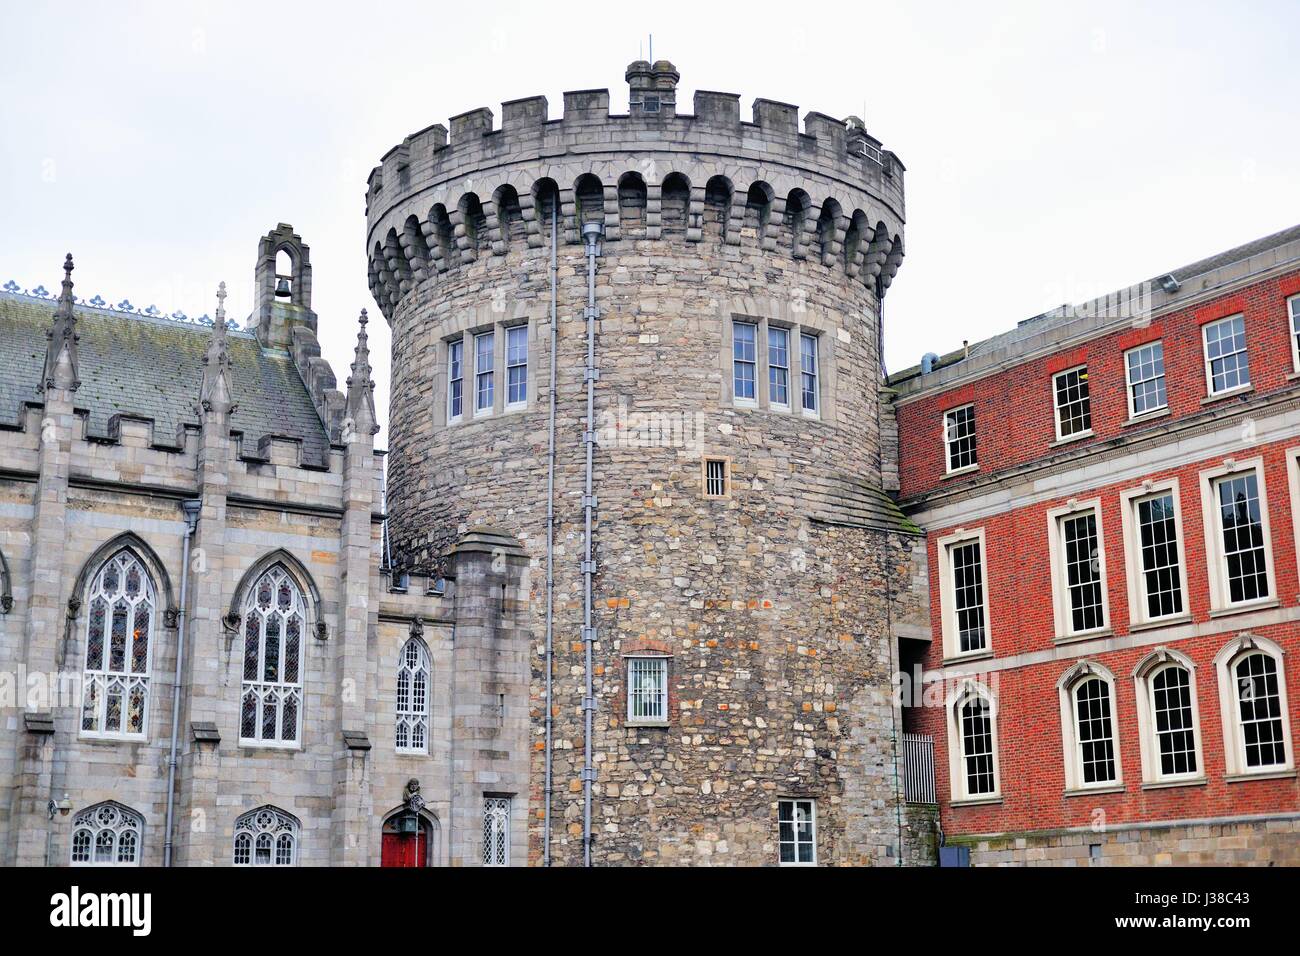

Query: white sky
left=3, top=1, right=1298, bottom=444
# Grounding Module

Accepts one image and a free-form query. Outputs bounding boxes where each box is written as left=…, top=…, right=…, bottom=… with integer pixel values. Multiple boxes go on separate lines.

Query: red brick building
left=890, top=225, right=1300, bottom=864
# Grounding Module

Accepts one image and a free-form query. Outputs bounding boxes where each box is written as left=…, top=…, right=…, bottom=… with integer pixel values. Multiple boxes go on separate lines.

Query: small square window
left=703, top=457, right=729, bottom=498
left=642, top=94, right=660, bottom=114
left=627, top=657, right=668, bottom=723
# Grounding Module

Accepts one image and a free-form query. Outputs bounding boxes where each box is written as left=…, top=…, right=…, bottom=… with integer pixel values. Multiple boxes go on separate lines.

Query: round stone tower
left=367, top=60, right=915, bottom=866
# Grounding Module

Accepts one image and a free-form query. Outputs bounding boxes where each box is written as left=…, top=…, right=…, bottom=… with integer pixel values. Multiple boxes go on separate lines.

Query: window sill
left=943, top=464, right=980, bottom=479
left=1064, top=784, right=1125, bottom=797
left=1288, top=370, right=1300, bottom=382
left=1054, top=628, right=1113, bottom=646
left=951, top=796, right=1003, bottom=808
left=1224, top=768, right=1296, bottom=784
left=1128, top=613, right=1193, bottom=633
left=942, top=649, right=994, bottom=666
left=1141, top=776, right=1206, bottom=791
left=1209, top=598, right=1279, bottom=619
left=1201, top=384, right=1254, bottom=405
left=1050, top=429, right=1095, bottom=448
left=239, top=741, right=302, bottom=752
left=1121, top=407, right=1170, bottom=427
left=625, top=720, right=670, bottom=729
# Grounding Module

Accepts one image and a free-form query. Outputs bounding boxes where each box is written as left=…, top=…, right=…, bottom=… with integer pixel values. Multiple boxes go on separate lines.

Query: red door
left=381, top=816, right=428, bottom=866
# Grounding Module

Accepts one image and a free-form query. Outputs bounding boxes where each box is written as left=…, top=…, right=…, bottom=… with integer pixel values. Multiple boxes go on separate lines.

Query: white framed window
left=233, top=806, right=299, bottom=866
left=474, top=330, right=495, bottom=414
left=702, top=456, right=729, bottom=498
left=1052, top=365, right=1092, bottom=440
left=1288, top=448, right=1300, bottom=579
left=1289, top=294, right=1300, bottom=373
left=70, top=802, right=143, bottom=866
left=395, top=637, right=430, bottom=753
left=1124, top=341, right=1167, bottom=418
left=768, top=326, right=790, bottom=409
left=732, top=320, right=757, bottom=405
left=447, top=337, right=464, bottom=422
left=1202, top=314, right=1250, bottom=396
left=505, top=325, right=528, bottom=408
left=1057, top=662, right=1122, bottom=791
left=947, top=681, right=1000, bottom=802
left=483, top=796, right=510, bottom=866
left=1132, top=647, right=1204, bottom=785
left=800, top=332, right=819, bottom=415
left=626, top=656, right=668, bottom=724
left=943, top=404, right=977, bottom=473
left=1214, top=636, right=1294, bottom=777
left=80, top=550, right=155, bottom=740
left=1047, top=500, right=1110, bottom=639
left=936, top=528, right=989, bottom=659
left=1198, top=459, right=1275, bottom=612
left=239, top=565, right=306, bottom=748
left=777, top=798, right=816, bottom=865
left=1119, top=480, right=1188, bottom=627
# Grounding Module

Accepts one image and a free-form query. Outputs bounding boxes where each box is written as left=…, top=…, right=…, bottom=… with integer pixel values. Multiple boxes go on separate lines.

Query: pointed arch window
left=239, top=565, right=305, bottom=747
left=81, top=550, right=155, bottom=739
left=233, top=807, right=299, bottom=866
left=395, top=638, right=430, bottom=754
left=70, top=802, right=143, bottom=866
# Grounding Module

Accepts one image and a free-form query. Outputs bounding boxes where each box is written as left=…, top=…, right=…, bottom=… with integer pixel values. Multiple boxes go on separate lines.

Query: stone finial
left=199, top=281, right=237, bottom=418
left=345, top=309, right=380, bottom=437
left=39, top=253, right=80, bottom=393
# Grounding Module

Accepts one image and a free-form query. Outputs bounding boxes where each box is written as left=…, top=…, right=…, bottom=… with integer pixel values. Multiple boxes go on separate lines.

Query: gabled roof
left=0, top=292, right=330, bottom=464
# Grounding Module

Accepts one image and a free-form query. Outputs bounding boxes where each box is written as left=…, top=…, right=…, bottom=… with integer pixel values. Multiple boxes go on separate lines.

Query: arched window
left=1132, top=647, right=1203, bottom=784
left=1057, top=663, right=1121, bottom=790
left=81, top=550, right=155, bottom=739
left=233, top=807, right=299, bottom=866
left=395, top=638, right=430, bottom=754
left=70, top=802, right=143, bottom=866
left=1215, top=636, right=1293, bottom=776
left=946, top=682, right=1000, bottom=802
left=239, top=565, right=306, bottom=747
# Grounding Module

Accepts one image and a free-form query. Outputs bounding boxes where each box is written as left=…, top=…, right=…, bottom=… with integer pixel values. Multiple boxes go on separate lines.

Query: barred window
left=81, top=550, right=154, bottom=740
left=1235, top=652, right=1286, bottom=769
left=233, top=807, right=298, bottom=866
left=768, top=326, right=790, bottom=408
left=506, top=325, right=528, bottom=407
left=1151, top=664, right=1198, bottom=777
left=949, top=539, right=987, bottom=653
left=627, top=657, right=668, bottom=722
left=1125, top=341, right=1167, bottom=417
left=800, top=333, right=819, bottom=414
left=239, top=565, right=305, bottom=747
left=70, top=802, right=142, bottom=866
left=1060, top=510, right=1105, bottom=633
left=944, top=404, right=977, bottom=472
left=1203, top=314, right=1250, bottom=395
left=959, top=695, right=997, bottom=796
left=483, top=796, right=510, bottom=866
left=447, top=338, right=464, bottom=421
left=1135, top=492, right=1183, bottom=619
left=733, top=321, right=757, bottom=403
left=1053, top=365, right=1092, bottom=439
left=395, top=638, right=430, bottom=753
left=1073, top=677, right=1117, bottom=785
left=703, top=457, right=728, bottom=498
left=777, top=798, right=816, bottom=865
left=1214, top=471, right=1270, bottom=604
left=474, top=330, right=495, bottom=413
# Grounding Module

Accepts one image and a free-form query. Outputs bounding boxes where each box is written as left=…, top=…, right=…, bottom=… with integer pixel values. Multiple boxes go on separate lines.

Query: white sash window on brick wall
left=395, top=638, right=430, bottom=753
left=239, top=566, right=305, bottom=747
left=483, top=796, right=510, bottom=866
left=70, top=802, right=143, bottom=866
left=80, top=550, right=155, bottom=740
left=1202, top=314, right=1251, bottom=395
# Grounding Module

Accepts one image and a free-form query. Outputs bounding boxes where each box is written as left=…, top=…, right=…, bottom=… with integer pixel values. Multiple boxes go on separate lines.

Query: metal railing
left=902, top=732, right=937, bottom=805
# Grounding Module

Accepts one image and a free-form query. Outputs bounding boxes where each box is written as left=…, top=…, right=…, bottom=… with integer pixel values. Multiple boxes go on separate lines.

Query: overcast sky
left=3, top=1, right=1297, bottom=443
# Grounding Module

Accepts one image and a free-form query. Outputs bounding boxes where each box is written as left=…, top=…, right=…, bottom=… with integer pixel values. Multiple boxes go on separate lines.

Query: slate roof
left=0, top=292, right=330, bottom=464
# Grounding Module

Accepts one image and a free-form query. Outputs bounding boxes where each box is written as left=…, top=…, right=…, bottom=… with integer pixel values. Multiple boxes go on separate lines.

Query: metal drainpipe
left=580, top=219, right=602, bottom=867
left=163, top=498, right=202, bottom=867
left=543, top=203, right=558, bottom=866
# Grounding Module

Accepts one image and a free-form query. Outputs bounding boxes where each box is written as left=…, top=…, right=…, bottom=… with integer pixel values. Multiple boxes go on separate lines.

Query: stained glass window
left=81, top=551, right=154, bottom=740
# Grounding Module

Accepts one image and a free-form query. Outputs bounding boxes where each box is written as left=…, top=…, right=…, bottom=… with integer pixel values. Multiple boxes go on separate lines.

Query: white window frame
left=1046, top=498, right=1111, bottom=640
left=1119, top=479, right=1190, bottom=629
left=1201, top=313, right=1251, bottom=397
left=1057, top=662, right=1123, bottom=792
left=79, top=550, right=156, bottom=741
left=505, top=324, right=528, bottom=410
left=1132, top=647, right=1205, bottom=786
left=626, top=655, right=669, bottom=725
left=800, top=332, right=820, bottom=418
left=447, top=337, right=464, bottom=423
left=946, top=680, right=1001, bottom=803
left=1214, top=635, right=1294, bottom=778
left=1198, top=457, right=1276, bottom=613
left=473, top=329, right=495, bottom=417
left=395, top=637, right=431, bottom=754
left=1124, top=340, right=1168, bottom=419
left=936, top=527, right=990, bottom=660
left=238, top=565, right=307, bottom=750
left=483, top=796, right=511, bottom=866
left=70, top=802, right=144, bottom=866
left=767, top=325, right=791, bottom=411
left=1289, top=294, right=1300, bottom=374
left=1288, top=447, right=1300, bottom=578
left=732, top=320, right=758, bottom=407
left=943, top=403, right=978, bottom=475
left=1051, top=364, right=1093, bottom=442
left=777, top=798, right=817, bottom=866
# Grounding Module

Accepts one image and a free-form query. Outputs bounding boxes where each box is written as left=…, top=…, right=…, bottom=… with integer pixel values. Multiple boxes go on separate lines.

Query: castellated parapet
left=371, top=61, right=927, bottom=867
